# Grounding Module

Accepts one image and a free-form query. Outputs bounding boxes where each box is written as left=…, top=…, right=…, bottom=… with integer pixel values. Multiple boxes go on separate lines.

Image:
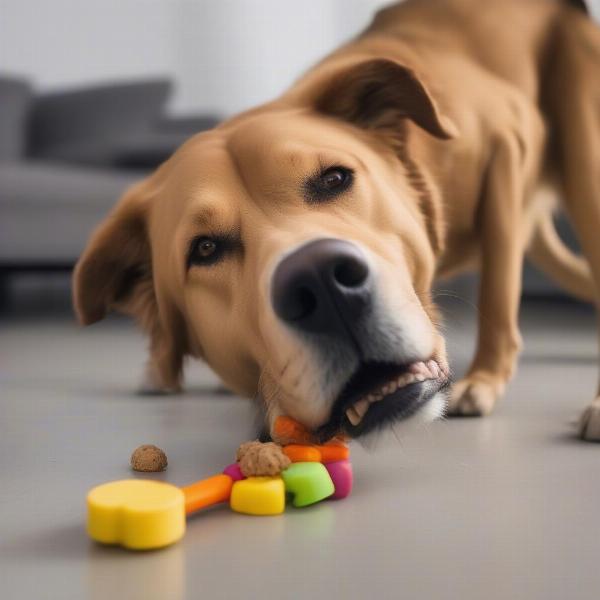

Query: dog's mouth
left=315, top=359, right=450, bottom=441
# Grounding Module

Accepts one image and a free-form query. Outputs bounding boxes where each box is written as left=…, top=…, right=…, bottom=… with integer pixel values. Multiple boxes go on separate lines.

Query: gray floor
left=1, top=283, right=600, bottom=600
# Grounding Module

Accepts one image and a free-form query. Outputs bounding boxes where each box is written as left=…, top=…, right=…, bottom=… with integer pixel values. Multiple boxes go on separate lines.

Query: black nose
left=271, top=238, right=372, bottom=335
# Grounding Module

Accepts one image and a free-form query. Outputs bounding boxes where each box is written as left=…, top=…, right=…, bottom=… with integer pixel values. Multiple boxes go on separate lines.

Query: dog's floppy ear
left=73, top=179, right=154, bottom=325
left=314, top=58, right=458, bottom=140
left=73, top=179, right=186, bottom=390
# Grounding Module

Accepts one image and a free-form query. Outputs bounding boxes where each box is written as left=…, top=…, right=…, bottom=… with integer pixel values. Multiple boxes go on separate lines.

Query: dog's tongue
left=272, top=416, right=348, bottom=446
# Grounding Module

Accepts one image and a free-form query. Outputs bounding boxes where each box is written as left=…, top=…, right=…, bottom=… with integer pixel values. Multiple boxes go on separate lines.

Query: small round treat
left=236, top=440, right=290, bottom=477
left=130, top=444, right=168, bottom=472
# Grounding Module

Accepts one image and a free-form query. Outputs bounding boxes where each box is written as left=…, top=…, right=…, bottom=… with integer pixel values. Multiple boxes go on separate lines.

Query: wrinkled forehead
left=166, top=110, right=377, bottom=202
left=148, top=109, right=388, bottom=247
left=222, top=110, right=373, bottom=187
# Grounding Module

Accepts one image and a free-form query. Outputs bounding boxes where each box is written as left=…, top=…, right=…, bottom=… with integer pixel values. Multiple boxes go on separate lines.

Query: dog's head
left=74, top=59, right=456, bottom=440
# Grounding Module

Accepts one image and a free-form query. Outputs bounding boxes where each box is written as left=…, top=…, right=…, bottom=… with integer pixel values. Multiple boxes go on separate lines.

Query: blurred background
left=1, top=0, right=598, bottom=313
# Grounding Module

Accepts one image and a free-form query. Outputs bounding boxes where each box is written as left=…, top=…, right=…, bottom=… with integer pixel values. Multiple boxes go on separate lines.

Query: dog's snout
left=271, top=238, right=371, bottom=334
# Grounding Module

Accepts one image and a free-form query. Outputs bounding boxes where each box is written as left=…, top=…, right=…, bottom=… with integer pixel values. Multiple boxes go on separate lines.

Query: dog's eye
left=197, top=239, right=217, bottom=257
left=321, top=169, right=349, bottom=190
left=187, top=236, right=225, bottom=267
left=304, top=166, right=354, bottom=203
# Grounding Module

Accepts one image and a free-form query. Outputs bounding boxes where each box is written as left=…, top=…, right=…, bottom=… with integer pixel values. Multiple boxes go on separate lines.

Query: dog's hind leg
left=546, top=10, right=600, bottom=440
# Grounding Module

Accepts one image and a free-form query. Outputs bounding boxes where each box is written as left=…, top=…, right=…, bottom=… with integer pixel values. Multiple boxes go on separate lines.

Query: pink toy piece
left=223, top=463, right=246, bottom=482
left=324, top=459, right=353, bottom=499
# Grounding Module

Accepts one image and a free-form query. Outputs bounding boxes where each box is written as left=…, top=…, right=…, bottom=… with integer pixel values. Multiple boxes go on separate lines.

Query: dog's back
left=365, top=0, right=588, bottom=99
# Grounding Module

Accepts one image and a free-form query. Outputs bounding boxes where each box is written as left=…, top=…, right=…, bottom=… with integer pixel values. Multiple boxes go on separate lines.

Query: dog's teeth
left=388, top=381, right=398, bottom=393
left=396, top=374, right=411, bottom=389
left=346, top=407, right=361, bottom=426
left=406, top=359, right=443, bottom=381
left=366, top=394, right=376, bottom=403
left=353, top=398, right=370, bottom=418
left=426, top=360, right=440, bottom=378
left=409, top=361, right=426, bottom=375
left=436, top=359, right=449, bottom=377
left=396, top=373, right=412, bottom=389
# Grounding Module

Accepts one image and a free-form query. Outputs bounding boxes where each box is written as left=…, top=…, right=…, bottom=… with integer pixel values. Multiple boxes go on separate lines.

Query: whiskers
left=432, top=288, right=479, bottom=315
left=391, top=422, right=405, bottom=448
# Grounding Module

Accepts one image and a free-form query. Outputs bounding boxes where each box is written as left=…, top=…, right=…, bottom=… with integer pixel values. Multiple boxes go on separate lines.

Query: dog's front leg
left=448, top=135, right=527, bottom=416
left=138, top=329, right=184, bottom=395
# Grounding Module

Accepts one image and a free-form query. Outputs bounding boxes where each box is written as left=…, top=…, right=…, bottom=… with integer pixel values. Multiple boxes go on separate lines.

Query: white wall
left=0, top=0, right=175, bottom=92
left=0, top=0, right=389, bottom=116
left=1, top=0, right=598, bottom=117
left=168, top=0, right=391, bottom=115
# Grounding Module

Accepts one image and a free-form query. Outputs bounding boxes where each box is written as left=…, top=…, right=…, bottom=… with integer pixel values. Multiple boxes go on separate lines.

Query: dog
left=73, top=0, right=600, bottom=442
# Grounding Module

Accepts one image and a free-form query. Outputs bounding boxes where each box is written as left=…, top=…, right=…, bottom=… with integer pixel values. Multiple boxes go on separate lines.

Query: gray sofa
left=0, top=76, right=218, bottom=276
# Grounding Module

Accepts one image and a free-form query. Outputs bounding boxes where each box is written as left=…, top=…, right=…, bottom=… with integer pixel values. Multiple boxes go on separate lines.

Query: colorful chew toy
left=86, top=417, right=353, bottom=550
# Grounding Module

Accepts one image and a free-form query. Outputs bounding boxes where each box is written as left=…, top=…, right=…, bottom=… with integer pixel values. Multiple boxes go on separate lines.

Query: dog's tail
left=526, top=2, right=600, bottom=305
left=527, top=208, right=595, bottom=303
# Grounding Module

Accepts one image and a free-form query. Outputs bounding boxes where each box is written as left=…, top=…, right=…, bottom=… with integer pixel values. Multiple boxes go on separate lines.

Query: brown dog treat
left=236, top=440, right=260, bottom=463
left=130, top=444, right=168, bottom=472
left=236, top=441, right=291, bottom=477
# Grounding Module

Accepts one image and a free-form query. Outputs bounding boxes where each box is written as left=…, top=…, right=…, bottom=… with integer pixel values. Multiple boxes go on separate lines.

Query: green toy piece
left=281, top=462, right=335, bottom=507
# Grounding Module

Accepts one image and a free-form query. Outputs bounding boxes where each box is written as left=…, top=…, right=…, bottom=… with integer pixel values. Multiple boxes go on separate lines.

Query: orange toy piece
left=283, top=445, right=322, bottom=463
left=315, top=444, right=350, bottom=463
left=272, top=416, right=314, bottom=445
left=282, top=443, right=350, bottom=464
left=273, top=416, right=350, bottom=448
left=182, top=474, right=233, bottom=514
left=273, top=416, right=350, bottom=463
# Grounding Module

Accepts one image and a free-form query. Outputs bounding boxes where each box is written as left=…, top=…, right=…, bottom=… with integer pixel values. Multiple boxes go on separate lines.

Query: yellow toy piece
left=87, top=480, right=186, bottom=550
left=230, top=476, right=285, bottom=515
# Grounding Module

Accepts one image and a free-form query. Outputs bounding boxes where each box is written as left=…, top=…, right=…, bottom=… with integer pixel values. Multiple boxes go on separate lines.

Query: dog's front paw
left=138, top=364, right=180, bottom=395
left=579, top=398, right=600, bottom=442
left=447, top=374, right=503, bottom=417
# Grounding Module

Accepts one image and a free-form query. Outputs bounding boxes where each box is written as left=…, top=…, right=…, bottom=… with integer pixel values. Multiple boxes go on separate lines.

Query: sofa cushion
left=28, top=79, right=172, bottom=159
left=30, top=131, right=195, bottom=169
left=0, top=162, right=143, bottom=265
left=0, top=76, right=33, bottom=160
left=27, top=115, right=220, bottom=169
left=113, top=116, right=221, bottom=167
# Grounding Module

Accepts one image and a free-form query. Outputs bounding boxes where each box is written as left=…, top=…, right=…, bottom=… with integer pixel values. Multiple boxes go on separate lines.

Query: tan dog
left=73, top=0, right=600, bottom=441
